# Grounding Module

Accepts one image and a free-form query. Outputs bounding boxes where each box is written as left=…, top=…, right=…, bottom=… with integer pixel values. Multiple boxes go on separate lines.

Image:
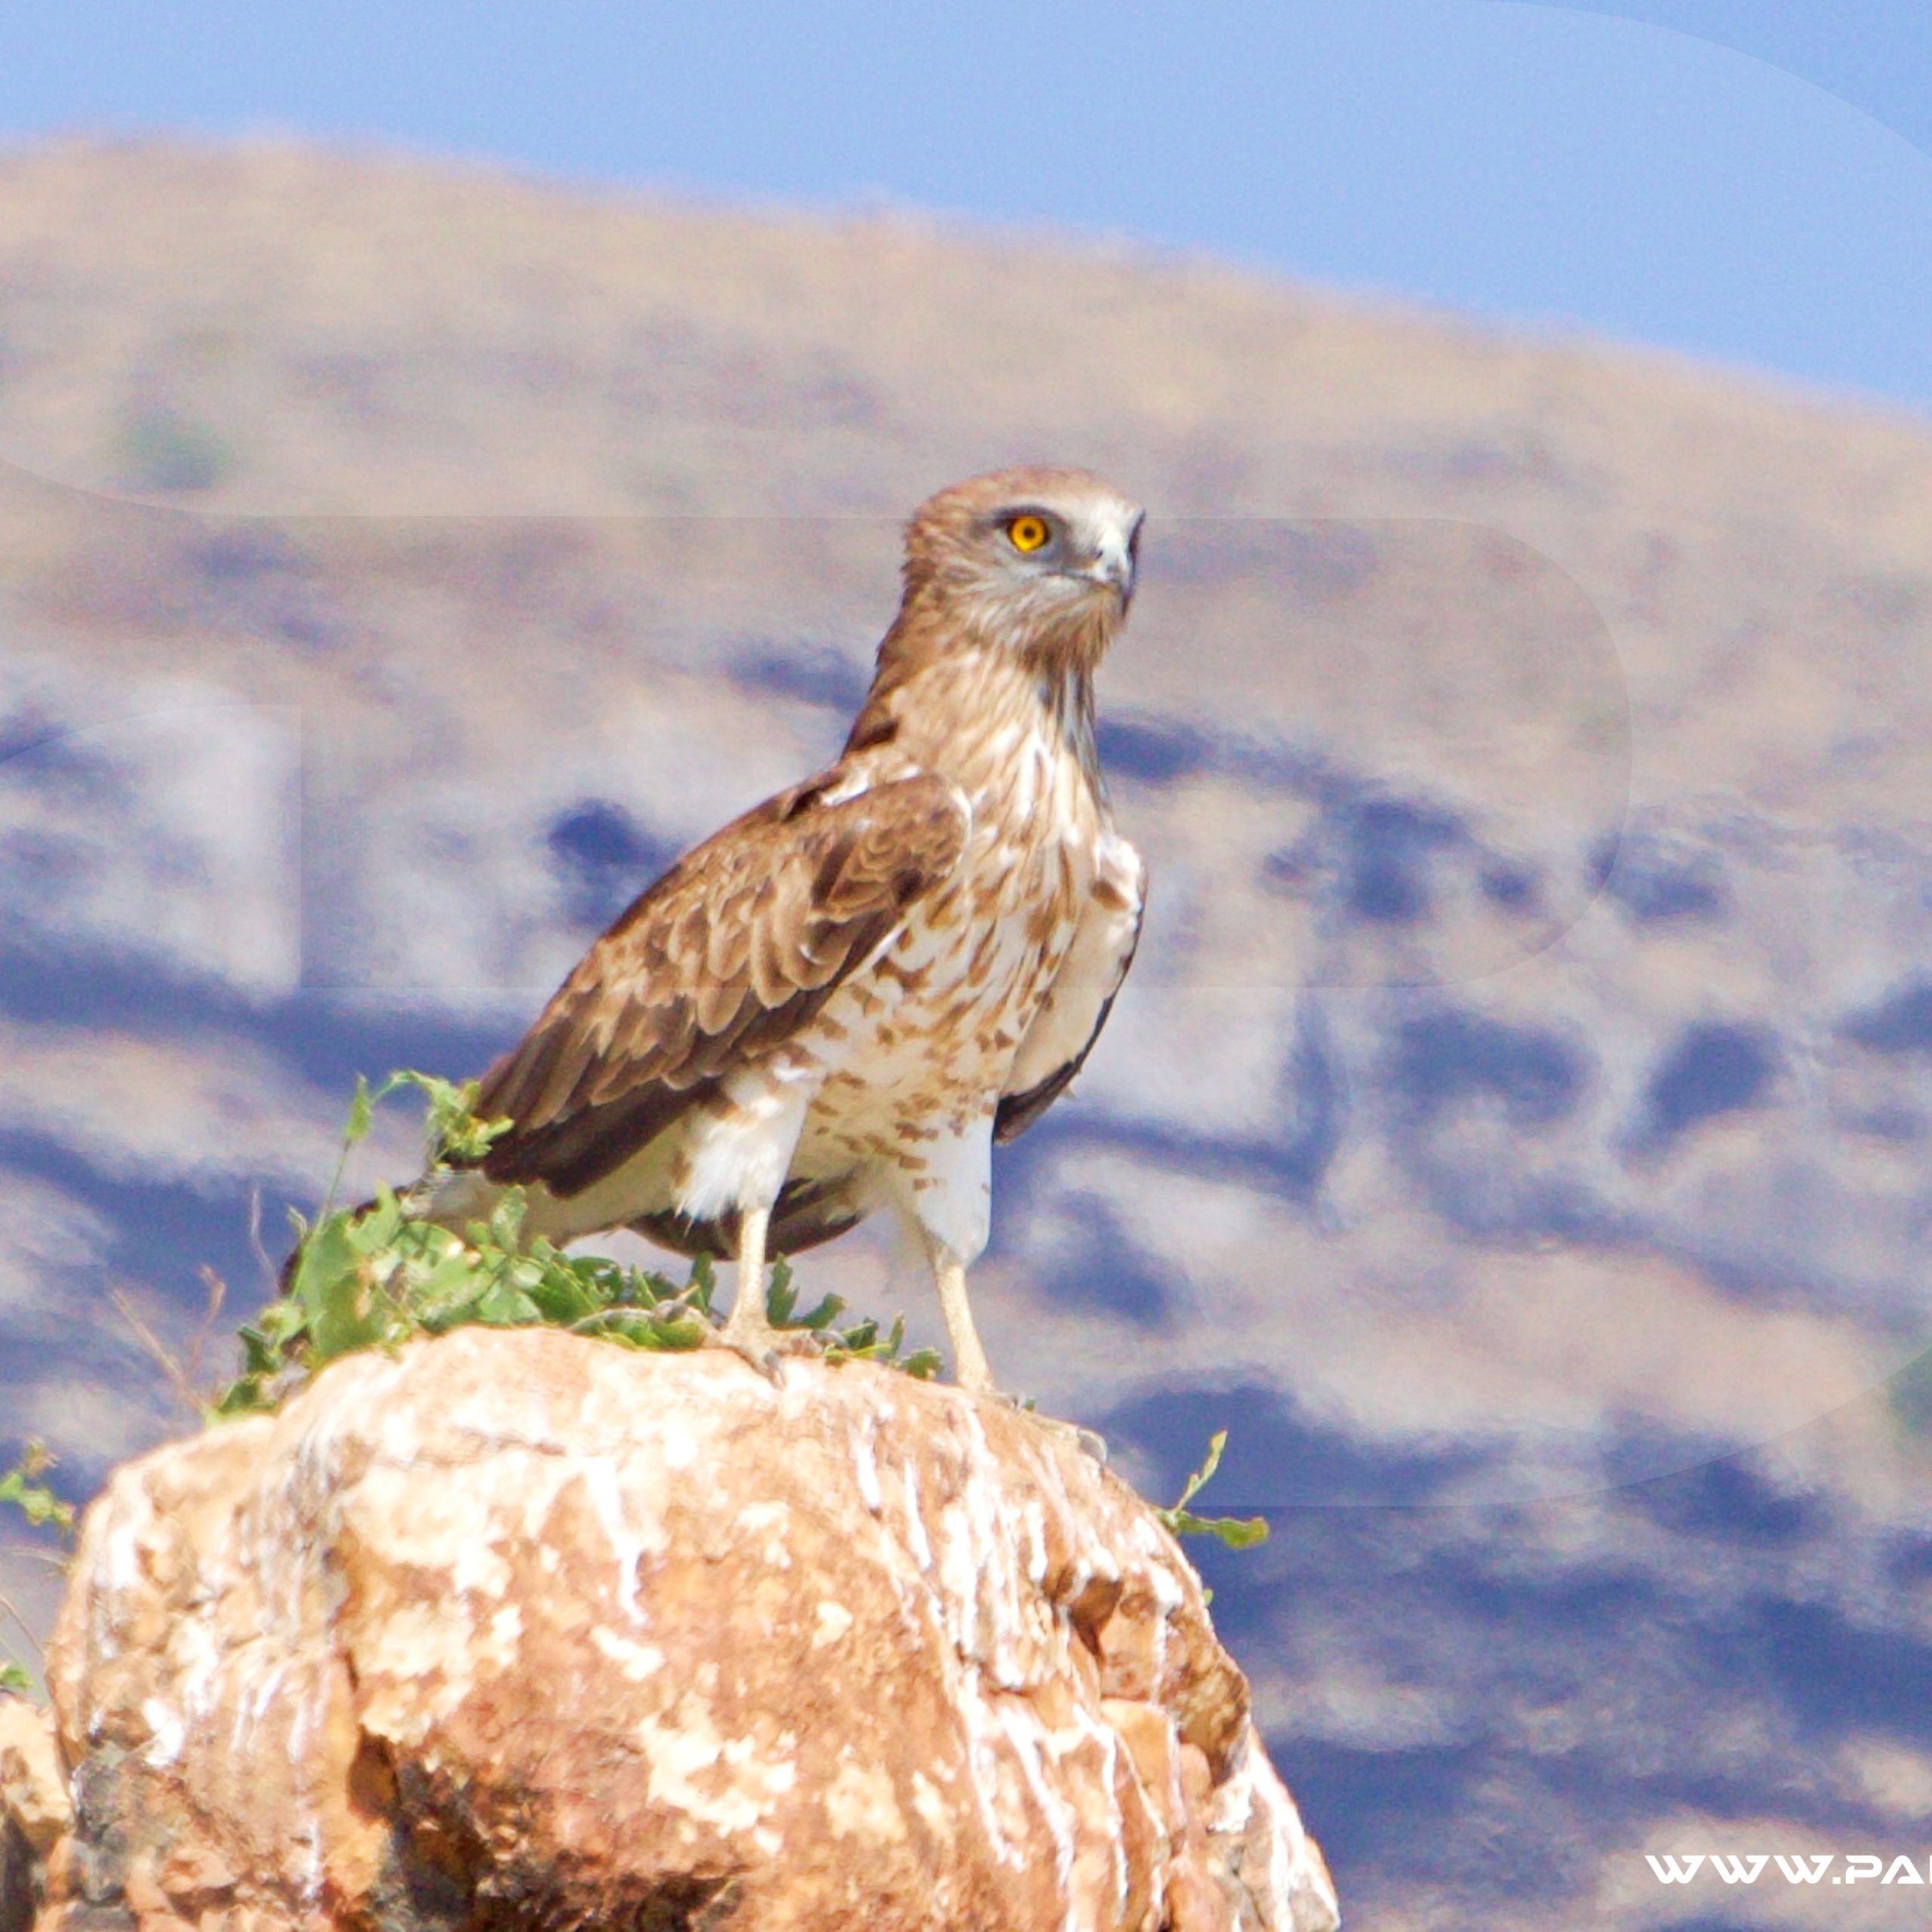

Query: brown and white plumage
left=426, top=466, right=1147, bottom=1391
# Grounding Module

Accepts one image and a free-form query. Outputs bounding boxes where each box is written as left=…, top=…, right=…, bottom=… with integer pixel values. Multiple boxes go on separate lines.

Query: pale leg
left=925, top=1228, right=1101, bottom=1455
left=930, top=1241, right=997, bottom=1396
left=718, top=1202, right=781, bottom=1373
left=685, top=1069, right=814, bottom=1378
left=902, top=1115, right=998, bottom=1396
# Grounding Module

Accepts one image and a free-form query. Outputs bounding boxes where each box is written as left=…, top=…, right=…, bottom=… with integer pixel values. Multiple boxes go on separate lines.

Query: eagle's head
left=900, top=466, right=1144, bottom=675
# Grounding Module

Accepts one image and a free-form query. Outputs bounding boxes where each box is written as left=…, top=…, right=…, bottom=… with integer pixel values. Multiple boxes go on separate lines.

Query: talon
left=698, top=1321, right=786, bottom=1385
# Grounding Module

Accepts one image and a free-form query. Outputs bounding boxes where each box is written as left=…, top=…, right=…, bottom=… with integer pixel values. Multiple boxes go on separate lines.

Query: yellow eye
left=1007, top=513, right=1051, bottom=552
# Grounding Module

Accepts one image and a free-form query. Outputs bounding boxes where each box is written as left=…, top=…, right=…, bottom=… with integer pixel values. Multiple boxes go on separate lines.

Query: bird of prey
left=424, top=467, right=1146, bottom=1392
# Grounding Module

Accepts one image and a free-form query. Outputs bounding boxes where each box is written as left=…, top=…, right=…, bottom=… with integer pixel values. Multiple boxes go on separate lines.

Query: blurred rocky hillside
left=5, top=137, right=1932, bottom=1930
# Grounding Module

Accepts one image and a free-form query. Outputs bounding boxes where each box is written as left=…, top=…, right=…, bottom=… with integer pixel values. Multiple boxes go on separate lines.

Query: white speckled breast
left=788, top=723, right=1101, bottom=1193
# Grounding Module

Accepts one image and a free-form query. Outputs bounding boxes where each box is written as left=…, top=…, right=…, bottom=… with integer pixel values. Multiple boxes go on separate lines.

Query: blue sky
left=3, top=2, right=1930, bottom=412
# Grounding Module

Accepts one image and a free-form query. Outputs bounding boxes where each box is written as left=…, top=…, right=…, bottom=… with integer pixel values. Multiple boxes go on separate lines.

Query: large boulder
left=29, top=1331, right=1337, bottom=1931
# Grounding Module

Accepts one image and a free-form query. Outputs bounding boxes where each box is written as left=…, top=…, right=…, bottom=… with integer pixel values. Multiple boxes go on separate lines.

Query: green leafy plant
left=0, top=1441, right=74, bottom=1697
left=0, top=1442, right=75, bottom=1541
left=214, top=1072, right=942, bottom=1418
left=1158, top=1429, right=1269, bottom=1550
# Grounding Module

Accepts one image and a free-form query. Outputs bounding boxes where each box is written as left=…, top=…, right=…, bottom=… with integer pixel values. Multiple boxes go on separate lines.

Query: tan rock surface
left=0, top=1698, right=69, bottom=1859
left=1, top=1696, right=69, bottom=1932
left=37, top=1329, right=1337, bottom=1931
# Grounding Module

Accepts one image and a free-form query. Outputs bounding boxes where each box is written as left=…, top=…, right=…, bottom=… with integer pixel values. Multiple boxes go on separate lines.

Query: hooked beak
left=1084, top=525, right=1138, bottom=602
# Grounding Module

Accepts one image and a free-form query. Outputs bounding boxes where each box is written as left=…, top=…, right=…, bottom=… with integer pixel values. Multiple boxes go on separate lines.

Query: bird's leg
left=930, top=1244, right=998, bottom=1397
left=716, top=1203, right=783, bottom=1379
left=929, top=1238, right=1104, bottom=1460
left=712, top=1204, right=826, bottom=1380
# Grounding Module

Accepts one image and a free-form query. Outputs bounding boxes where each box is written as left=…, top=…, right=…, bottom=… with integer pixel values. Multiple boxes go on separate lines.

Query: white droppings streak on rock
left=1144, top=1537, right=1186, bottom=1702
left=736, top=1499, right=792, bottom=1569
left=957, top=1406, right=1054, bottom=1690
left=592, top=1626, right=667, bottom=1681
left=101, top=1509, right=147, bottom=1600
left=282, top=1350, right=408, bottom=1514
left=811, top=1600, right=854, bottom=1648
left=947, top=1673, right=1024, bottom=1868
left=909, top=1768, right=957, bottom=1847
left=1203, top=1730, right=1254, bottom=1839
left=1060, top=1698, right=1134, bottom=1916
left=140, top=1697, right=184, bottom=1768
left=823, top=1754, right=906, bottom=1843
left=162, top=1594, right=226, bottom=1746
left=992, top=1694, right=1080, bottom=1918
left=359, top=1593, right=521, bottom=1751
left=1266, top=1769, right=1295, bottom=1927
left=900, top=1454, right=933, bottom=1570
left=851, top=1414, right=884, bottom=1514
left=435, top=1360, right=584, bottom=1456
left=487, top=1602, right=522, bottom=1658
left=1021, top=1497, right=1049, bottom=1586
left=230, top=1657, right=292, bottom=1761
left=501, top=1451, right=583, bottom=1540
left=285, top=1673, right=316, bottom=1774
left=293, top=1812, right=326, bottom=1912
left=343, top=1460, right=514, bottom=1597
left=357, top=1607, right=478, bottom=1743
left=574, top=1454, right=662, bottom=1623
left=636, top=1690, right=798, bottom=1837
left=934, top=1501, right=983, bottom=1663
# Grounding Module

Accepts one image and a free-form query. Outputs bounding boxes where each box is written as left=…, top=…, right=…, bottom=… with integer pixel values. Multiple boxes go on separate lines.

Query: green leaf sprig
left=0, top=1441, right=74, bottom=1695
left=1157, top=1429, right=1269, bottom=1551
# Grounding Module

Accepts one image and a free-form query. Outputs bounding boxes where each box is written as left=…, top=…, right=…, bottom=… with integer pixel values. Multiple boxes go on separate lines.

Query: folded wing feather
left=472, top=766, right=971, bottom=1199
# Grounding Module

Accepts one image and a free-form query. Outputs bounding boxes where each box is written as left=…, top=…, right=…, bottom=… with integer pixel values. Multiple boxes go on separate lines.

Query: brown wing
left=994, top=838, right=1145, bottom=1143
left=992, top=980, right=1130, bottom=1143
left=475, top=768, right=968, bottom=1198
